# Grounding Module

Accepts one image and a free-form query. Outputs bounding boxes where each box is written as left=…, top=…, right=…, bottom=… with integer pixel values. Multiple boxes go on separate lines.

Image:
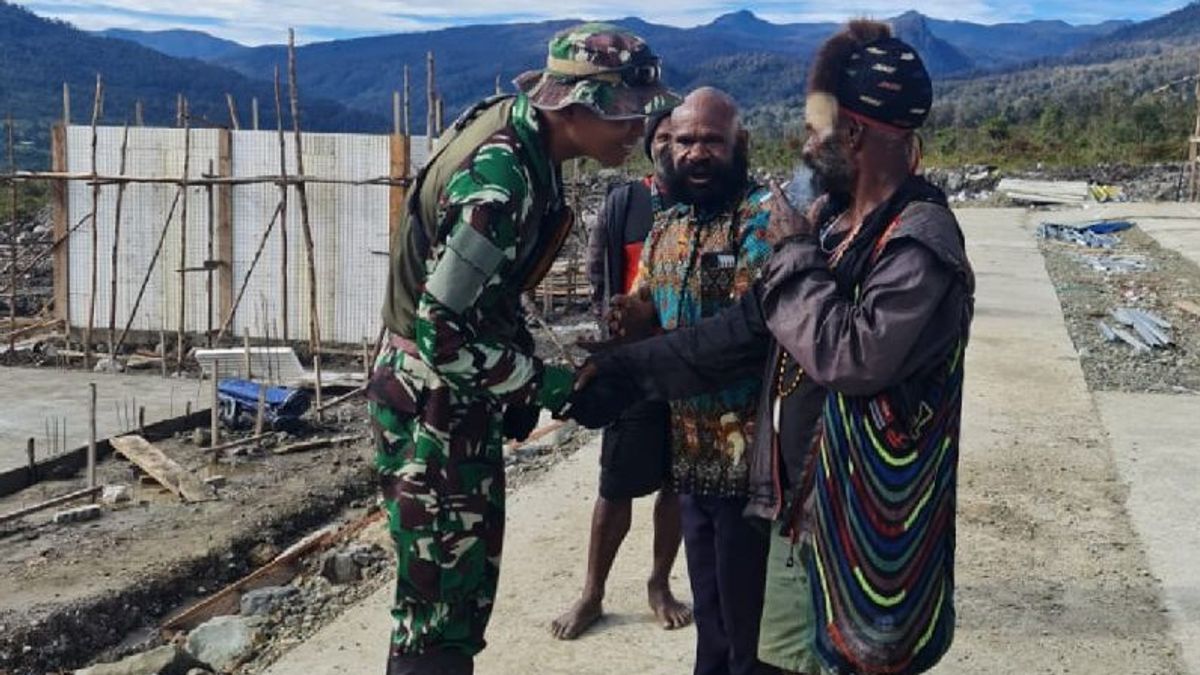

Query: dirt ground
left=0, top=407, right=376, bottom=673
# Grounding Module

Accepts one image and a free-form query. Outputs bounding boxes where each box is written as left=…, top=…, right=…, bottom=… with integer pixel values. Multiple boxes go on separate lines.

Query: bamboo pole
left=225, top=94, right=240, bottom=130
left=288, top=29, right=324, bottom=420
left=252, top=97, right=260, bottom=131
left=243, top=327, right=252, bottom=379
left=176, top=99, right=191, bottom=375
left=206, top=159, right=215, bottom=346
left=113, top=187, right=183, bottom=355
left=274, top=66, right=290, bottom=343
left=83, top=74, right=103, bottom=371
left=6, top=114, right=16, bottom=357
left=214, top=201, right=282, bottom=342
left=107, top=123, right=130, bottom=371
left=426, top=51, right=435, bottom=152
left=210, top=370, right=220, bottom=452
left=159, top=329, right=167, bottom=378
left=134, top=100, right=144, bottom=127
left=403, top=65, right=411, bottom=139
left=0, top=486, right=103, bottom=526
left=63, top=82, right=71, bottom=127
left=87, top=382, right=97, bottom=492
left=0, top=170, right=409, bottom=188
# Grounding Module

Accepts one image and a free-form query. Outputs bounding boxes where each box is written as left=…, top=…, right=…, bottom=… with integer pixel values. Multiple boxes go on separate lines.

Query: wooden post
left=26, top=438, right=35, bottom=483
left=289, top=29, right=324, bottom=420
left=177, top=99, right=191, bottom=374
left=225, top=93, right=240, bottom=130
left=393, top=91, right=401, bottom=136
left=107, top=124, right=130, bottom=371
left=134, top=100, right=144, bottom=127
left=83, top=74, right=103, bottom=371
left=87, top=382, right=97, bottom=491
left=362, top=337, right=371, bottom=382
left=435, top=95, right=444, bottom=136
left=243, top=327, right=252, bottom=379
left=159, top=329, right=167, bottom=378
left=210, top=371, right=220, bottom=451
left=495, top=73, right=502, bottom=95
left=254, top=384, right=266, bottom=436
left=176, top=93, right=184, bottom=128
left=403, top=65, right=411, bottom=138
left=7, top=114, right=16, bottom=357
left=252, top=97, right=260, bottom=131
left=426, top=51, right=435, bottom=152
left=389, top=133, right=408, bottom=238
left=51, top=124, right=69, bottom=324
left=138, top=405, right=145, bottom=436
left=274, top=66, right=290, bottom=343
left=62, top=82, right=71, bottom=127
left=186, top=400, right=192, bottom=416
left=216, top=130, right=234, bottom=333
left=206, top=159, right=215, bottom=346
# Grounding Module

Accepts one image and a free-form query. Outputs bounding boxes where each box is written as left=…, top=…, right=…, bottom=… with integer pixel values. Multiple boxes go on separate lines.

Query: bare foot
left=648, top=583, right=692, bottom=630
left=550, top=595, right=603, bottom=640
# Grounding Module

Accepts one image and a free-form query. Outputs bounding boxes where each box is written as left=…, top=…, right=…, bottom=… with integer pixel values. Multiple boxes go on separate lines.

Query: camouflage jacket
left=380, top=94, right=574, bottom=414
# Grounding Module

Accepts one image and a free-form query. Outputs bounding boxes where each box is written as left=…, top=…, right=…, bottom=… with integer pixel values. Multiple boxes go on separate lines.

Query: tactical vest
left=382, top=95, right=573, bottom=340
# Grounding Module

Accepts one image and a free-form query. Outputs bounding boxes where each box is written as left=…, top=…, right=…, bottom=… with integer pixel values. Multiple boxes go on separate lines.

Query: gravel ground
left=1039, top=223, right=1200, bottom=394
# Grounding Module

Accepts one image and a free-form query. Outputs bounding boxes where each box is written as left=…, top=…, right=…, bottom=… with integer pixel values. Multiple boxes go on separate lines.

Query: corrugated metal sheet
left=65, top=126, right=427, bottom=345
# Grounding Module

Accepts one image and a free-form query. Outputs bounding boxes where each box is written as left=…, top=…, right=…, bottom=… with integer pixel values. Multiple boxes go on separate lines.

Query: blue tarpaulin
left=217, top=378, right=311, bottom=431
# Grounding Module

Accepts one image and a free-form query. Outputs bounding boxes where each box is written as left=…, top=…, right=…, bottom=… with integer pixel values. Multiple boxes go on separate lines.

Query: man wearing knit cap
left=370, top=22, right=678, bottom=675
left=566, top=19, right=975, bottom=675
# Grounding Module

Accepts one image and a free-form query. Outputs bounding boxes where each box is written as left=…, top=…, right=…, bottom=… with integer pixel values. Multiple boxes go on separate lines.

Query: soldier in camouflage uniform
left=368, top=23, right=680, bottom=675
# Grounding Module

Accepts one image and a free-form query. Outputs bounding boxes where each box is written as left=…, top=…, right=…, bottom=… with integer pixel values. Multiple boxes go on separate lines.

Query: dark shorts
left=598, top=400, right=671, bottom=500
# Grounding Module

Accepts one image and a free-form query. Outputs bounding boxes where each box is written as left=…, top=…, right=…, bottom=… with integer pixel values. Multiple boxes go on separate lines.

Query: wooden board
left=110, top=435, right=214, bottom=503
left=51, top=123, right=70, bottom=322
left=216, top=129, right=235, bottom=326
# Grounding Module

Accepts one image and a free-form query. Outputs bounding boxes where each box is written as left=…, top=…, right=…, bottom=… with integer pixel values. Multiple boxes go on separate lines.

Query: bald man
left=609, top=87, right=779, bottom=675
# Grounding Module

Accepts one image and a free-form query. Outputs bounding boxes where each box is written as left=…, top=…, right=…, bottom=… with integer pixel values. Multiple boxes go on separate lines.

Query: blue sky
left=25, top=0, right=1189, bottom=46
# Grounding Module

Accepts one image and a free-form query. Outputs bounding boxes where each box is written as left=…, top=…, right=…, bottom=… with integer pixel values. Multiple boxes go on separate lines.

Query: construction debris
left=272, top=434, right=365, bottom=456
left=0, top=485, right=104, bottom=526
left=52, top=504, right=102, bottom=525
left=1112, top=307, right=1174, bottom=348
left=110, top=435, right=215, bottom=503
left=1037, top=220, right=1134, bottom=249
left=1074, top=253, right=1147, bottom=274
left=999, top=178, right=1091, bottom=204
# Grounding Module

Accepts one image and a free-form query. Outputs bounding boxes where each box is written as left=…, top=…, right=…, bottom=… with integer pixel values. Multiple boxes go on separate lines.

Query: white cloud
left=28, top=0, right=1175, bottom=45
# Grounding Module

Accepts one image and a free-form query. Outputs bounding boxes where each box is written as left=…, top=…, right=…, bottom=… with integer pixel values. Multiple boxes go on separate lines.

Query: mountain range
left=2, top=0, right=1199, bottom=168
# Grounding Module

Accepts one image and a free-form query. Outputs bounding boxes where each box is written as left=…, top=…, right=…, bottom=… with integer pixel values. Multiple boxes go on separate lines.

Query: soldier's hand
left=766, top=180, right=814, bottom=246
left=607, top=291, right=659, bottom=341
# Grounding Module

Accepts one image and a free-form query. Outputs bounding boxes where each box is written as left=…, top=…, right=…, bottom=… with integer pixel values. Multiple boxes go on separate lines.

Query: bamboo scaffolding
left=83, top=74, right=103, bottom=370
left=7, top=114, right=16, bottom=356
left=427, top=51, right=435, bottom=152
left=106, top=123, right=130, bottom=371
left=113, top=187, right=183, bottom=355
left=274, top=66, right=290, bottom=343
left=225, top=94, right=240, bottom=131
left=176, top=98, right=191, bottom=375
left=214, top=201, right=283, bottom=343
left=288, top=29, right=324, bottom=419
left=206, top=159, right=215, bottom=346
left=0, top=171, right=409, bottom=187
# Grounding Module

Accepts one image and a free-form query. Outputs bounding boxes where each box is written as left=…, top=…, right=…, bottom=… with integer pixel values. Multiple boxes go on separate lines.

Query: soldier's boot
left=387, top=649, right=474, bottom=675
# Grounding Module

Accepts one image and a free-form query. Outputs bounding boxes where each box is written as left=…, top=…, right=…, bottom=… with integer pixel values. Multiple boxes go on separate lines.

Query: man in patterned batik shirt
left=368, top=23, right=679, bottom=675
left=610, top=87, right=779, bottom=675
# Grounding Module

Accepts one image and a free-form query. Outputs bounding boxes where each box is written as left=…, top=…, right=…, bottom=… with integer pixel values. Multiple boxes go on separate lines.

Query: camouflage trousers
left=369, top=346, right=506, bottom=659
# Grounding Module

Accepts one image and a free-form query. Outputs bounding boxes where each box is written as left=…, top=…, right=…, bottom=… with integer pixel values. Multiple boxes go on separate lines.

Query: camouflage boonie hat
left=514, top=22, right=681, bottom=120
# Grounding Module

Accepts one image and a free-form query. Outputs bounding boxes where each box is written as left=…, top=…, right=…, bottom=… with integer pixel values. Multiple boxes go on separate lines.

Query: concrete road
left=0, top=367, right=203, bottom=473
left=259, top=208, right=1186, bottom=674
left=1096, top=393, right=1200, bottom=675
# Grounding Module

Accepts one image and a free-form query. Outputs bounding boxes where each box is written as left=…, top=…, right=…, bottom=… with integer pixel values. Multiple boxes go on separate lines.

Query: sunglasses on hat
left=554, top=56, right=663, bottom=88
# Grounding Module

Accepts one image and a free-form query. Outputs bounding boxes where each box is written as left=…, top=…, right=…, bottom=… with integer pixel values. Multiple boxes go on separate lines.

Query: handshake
left=556, top=290, right=660, bottom=430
